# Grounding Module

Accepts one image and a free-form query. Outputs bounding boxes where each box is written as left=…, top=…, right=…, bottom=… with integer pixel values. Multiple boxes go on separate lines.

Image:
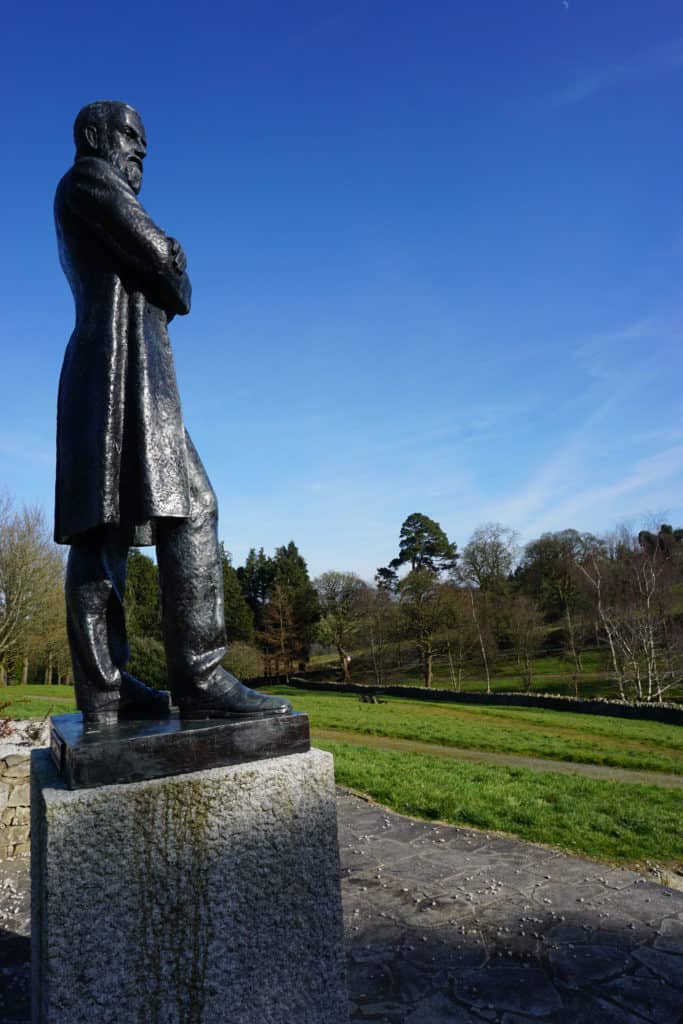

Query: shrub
left=127, top=636, right=167, bottom=689
left=222, top=642, right=264, bottom=681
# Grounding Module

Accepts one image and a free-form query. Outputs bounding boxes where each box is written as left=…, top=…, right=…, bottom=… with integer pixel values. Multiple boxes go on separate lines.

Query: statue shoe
left=176, top=668, right=292, bottom=719
left=81, top=673, right=172, bottom=727
left=119, top=672, right=172, bottom=719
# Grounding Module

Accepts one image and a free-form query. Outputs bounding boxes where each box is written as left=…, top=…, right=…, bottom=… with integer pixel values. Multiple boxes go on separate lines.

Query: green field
left=3, top=681, right=682, bottom=868
left=273, top=687, right=683, bottom=776
left=0, top=684, right=75, bottom=719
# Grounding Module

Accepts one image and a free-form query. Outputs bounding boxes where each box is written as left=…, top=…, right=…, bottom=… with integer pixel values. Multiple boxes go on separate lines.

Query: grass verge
left=0, top=685, right=76, bottom=719
left=274, top=688, right=683, bottom=776
left=319, top=740, right=683, bottom=869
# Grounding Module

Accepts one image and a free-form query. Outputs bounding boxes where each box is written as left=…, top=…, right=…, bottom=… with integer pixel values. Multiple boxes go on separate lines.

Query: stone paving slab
left=1, top=787, right=682, bottom=1023
left=337, top=789, right=683, bottom=1023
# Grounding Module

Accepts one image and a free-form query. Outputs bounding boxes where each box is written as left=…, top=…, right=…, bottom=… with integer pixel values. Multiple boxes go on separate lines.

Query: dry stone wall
left=0, top=719, right=49, bottom=859
left=0, top=753, right=31, bottom=858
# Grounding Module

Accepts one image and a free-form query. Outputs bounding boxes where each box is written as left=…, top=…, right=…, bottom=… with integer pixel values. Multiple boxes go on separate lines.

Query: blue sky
left=1, top=1, right=683, bottom=579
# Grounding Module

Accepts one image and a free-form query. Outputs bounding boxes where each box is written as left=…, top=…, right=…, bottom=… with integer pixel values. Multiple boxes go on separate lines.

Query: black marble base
left=50, top=710, right=311, bottom=790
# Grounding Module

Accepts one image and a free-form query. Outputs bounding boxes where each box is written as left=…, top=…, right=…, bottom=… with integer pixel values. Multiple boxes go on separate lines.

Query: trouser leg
left=65, top=525, right=131, bottom=715
left=156, top=433, right=228, bottom=697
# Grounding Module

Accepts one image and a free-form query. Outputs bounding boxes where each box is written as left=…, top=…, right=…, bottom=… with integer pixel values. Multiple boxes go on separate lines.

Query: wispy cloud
left=490, top=315, right=673, bottom=529
left=549, top=37, right=683, bottom=107
left=571, top=317, right=660, bottom=384
left=369, top=397, right=538, bottom=456
left=524, top=444, right=683, bottom=537
left=493, top=379, right=632, bottom=527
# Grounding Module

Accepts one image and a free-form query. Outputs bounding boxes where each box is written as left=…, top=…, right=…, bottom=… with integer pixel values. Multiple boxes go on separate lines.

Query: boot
left=81, top=673, right=172, bottom=728
left=175, top=667, right=292, bottom=720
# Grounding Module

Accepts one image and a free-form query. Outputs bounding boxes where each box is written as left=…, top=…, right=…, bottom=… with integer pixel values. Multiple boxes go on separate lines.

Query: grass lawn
left=272, top=687, right=683, bottom=776
left=3, top=681, right=681, bottom=868
left=319, top=740, right=683, bottom=869
left=0, top=684, right=76, bottom=719
left=4, top=683, right=681, bottom=777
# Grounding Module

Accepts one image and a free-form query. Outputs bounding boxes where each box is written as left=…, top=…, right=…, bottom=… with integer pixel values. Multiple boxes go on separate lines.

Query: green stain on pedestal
left=131, top=778, right=213, bottom=1024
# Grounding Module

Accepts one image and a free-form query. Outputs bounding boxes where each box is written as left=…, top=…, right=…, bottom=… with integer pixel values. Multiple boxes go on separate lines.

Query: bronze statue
left=55, top=100, right=291, bottom=725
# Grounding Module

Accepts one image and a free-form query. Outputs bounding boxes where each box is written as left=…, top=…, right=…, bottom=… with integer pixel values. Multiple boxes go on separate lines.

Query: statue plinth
left=50, top=710, right=310, bottom=789
left=31, top=744, right=350, bottom=1024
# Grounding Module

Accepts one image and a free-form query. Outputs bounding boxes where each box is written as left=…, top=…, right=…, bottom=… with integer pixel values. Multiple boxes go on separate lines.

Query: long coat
left=54, top=156, right=192, bottom=545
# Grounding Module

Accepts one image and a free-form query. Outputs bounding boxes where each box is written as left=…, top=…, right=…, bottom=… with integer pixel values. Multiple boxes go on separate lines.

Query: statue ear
left=84, top=125, right=98, bottom=151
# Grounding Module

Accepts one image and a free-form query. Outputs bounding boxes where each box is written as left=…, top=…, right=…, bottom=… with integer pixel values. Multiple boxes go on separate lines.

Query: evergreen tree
left=219, top=543, right=254, bottom=643
left=272, top=542, right=319, bottom=665
left=237, top=547, right=275, bottom=623
left=125, top=550, right=162, bottom=640
left=378, top=513, right=457, bottom=583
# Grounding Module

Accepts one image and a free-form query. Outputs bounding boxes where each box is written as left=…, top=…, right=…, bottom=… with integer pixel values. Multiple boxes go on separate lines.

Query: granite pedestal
left=31, top=740, right=349, bottom=1024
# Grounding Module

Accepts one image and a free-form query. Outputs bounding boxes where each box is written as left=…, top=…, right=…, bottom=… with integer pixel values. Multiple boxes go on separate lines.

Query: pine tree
left=220, top=544, right=254, bottom=643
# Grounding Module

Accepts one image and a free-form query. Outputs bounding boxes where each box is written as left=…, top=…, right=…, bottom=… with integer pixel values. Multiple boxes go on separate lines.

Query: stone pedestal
left=31, top=746, right=349, bottom=1024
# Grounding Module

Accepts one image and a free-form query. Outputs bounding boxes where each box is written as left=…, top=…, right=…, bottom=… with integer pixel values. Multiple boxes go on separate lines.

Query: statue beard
left=126, top=161, right=143, bottom=194
left=109, top=151, right=143, bottom=194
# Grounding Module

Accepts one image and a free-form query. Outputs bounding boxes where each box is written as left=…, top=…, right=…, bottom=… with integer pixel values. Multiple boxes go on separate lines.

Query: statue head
left=73, top=101, right=146, bottom=194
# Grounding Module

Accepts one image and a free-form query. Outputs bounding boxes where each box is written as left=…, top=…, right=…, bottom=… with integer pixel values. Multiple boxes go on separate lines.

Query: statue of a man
left=54, top=100, right=291, bottom=725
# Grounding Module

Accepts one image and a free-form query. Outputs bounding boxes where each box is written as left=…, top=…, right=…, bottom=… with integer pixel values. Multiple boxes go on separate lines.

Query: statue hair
left=73, top=101, right=139, bottom=157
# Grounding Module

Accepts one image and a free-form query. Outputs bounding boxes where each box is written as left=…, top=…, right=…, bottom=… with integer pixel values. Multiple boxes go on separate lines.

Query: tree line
left=1, top=492, right=681, bottom=702
left=369, top=514, right=683, bottom=702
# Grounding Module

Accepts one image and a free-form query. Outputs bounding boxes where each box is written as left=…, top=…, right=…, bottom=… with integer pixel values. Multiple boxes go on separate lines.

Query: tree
left=506, top=595, right=543, bottom=693
left=220, top=544, right=254, bottom=643
left=314, top=571, right=369, bottom=682
left=466, top=585, right=496, bottom=694
left=237, top=547, right=275, bottom=622
left=222, top=641, right=264, bottom=681
left=125, top=549, right=162, bottom=640
left=238, top=541, right=318, bottom=671
left=638, top=523, right=683, bottom=559
left=577, top=528, right=683, bottom=702
left=438, top=583, right=477, bottom=690
left=398, top=567, right=442, bottom=687
left=379, top=513, right=458, bottom=580
left=258, top=581, right=298, bottom=678
left=359, top=585, right=400, bottom=686
left=29, top=583, right=71, bottom=685
left=374, top=565, right=399, bottom=594
left=0, top=496, right=65, bottom=685
left=461, top=522, right=519, bottom=594
left=516, top=529, right=600, bottom=673
left=128, top=636, right=167, bottom=689
left=272, top=542, right=319, bottom=666
left=459, top=523, right=520, bottom=684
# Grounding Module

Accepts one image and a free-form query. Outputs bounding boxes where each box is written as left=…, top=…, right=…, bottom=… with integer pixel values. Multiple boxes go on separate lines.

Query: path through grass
left=273, top=687, right=683, bottom=776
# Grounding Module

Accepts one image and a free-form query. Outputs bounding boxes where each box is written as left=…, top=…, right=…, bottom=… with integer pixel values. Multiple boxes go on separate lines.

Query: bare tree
left=314, top=571, right=369, bottom=682
left=506, top=594, right=543, bottom=693
left=466, top=585, right=495, bottom=694
left=438, top=583, right=477, bottom=690
left=0, top=495, right=65, bottom=685
left=461, top=522, right=519, bottom=593
left=359, top=585, right=400, bottom=687
left=258, top=582, right=297, bottom=680
left=398, top=568, right=442, bottom=687
left=517, top=530, right=599, bottom=674
left=576, top=527, right=683, bottom=702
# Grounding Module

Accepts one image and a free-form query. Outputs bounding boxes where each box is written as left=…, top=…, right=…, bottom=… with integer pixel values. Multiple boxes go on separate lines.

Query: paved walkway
left=313, top=727, right=683, bottom=790
left=2, top=790, right=682, bottom=1023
